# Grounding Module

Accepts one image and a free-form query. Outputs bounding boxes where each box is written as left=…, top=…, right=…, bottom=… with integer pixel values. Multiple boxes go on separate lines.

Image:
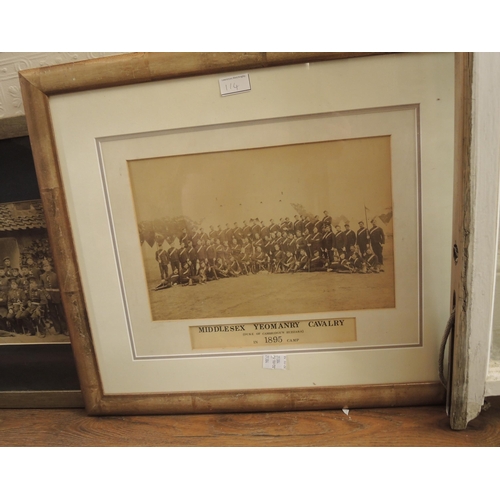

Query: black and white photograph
left=0, top=200, right=69, bottom=343
left=129, top=135, right=395, bottom=322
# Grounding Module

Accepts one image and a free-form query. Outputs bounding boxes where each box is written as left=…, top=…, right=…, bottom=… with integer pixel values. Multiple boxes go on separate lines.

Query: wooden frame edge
left=0, top=115, right=29, bottom=140
left=449, top=53, right=474, bottom=430
left=0, top=390, right=84, bottom=409
left=18, top=72, right=105, bottom=413
left=90, top=382, right=445, bottom=416
left=19, top=52, right=389, bottom=95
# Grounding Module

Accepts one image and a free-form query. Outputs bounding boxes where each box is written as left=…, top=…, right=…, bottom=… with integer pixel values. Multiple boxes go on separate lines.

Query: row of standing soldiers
left=153, top=212, right=386, bottom=288
left=0, top=257, right=67, bottom=337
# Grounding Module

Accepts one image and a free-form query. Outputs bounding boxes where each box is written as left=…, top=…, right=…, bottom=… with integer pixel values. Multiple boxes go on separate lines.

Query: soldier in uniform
left=25, top=256, right=41, bottom=281
left=214, top=257, right=230, bottom=278
left=155, top=243, right=169, bottom=280
left=310, top=226, right=323, bottom=257
left=233, top=222, right=244, bottom=244
left=242, top=221, right=252, bottom=240
left=3, top=257, right=13, bottom=277
left=343, top=223, right=357, bottom=258
left=0, top=267, right=10, bottom=331
left=295, top=230, right=306, bottom=259
left=310, top=250, right=327, bottom=272
left=334, top=225, right=346, bottom=257
left=40, top=262, right=67, bottom=335
left=303, top=228, right=313, bottom=257
left=283, top=251, right=298, bottom=273
left=224, top=223, right=234, bottom=244
left=179, top=263, right=192, bottom=285
left=206, top=239, right=216, bottom=267
left=187, top=240, right=198, bottom=275
left=0, top=267, right=10, bottom=311
left=369, top=218, right=386, bottom=271
left=178, top=241, right=189, bottom=270
left=322, top=210, right=333, bottom=229
left=217, top=225, right=226, bottom=243
left=228, top=256, right=243, bottom=277
left=253, top=246, right=268, bottom=273
left=214, top=239, right=225, bottom=264
left=241, top=237, right=254, bottom=273
left=196, top=239, right=208, bottom=267
left=272, top=244, right=285, bottom=273
left=297, top=248, right=310, bottom=272
left=269, top=219, right=280, bottom=235
left=208, top=226, right=218, bottom=241
left=7, top=279, right=27, bottom=333
left=357, top=221, right=369, bottom=256
left=365, top=248, right=380, bottom=273
left=18, top=266, right=32, bottom=292
left=336, top=253, right=354, bottom=273
left=321, top=225, right=335, bottom=264
left=293, top=215, right=302, bottom=234
left=349, top=246, right=367, bottom=273
left=25, top=300, right=44, bottom=336
left=167, top=244, right=181, bottom=276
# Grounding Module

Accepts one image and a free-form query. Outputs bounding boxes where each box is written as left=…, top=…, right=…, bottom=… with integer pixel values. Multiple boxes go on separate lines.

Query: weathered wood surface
left=0, top=390, right=83, bottom=409
left=1, top=397, right=499, bottom=446
left=449, top=53, right=475, bottom=429
left=20, top=52, right=387, bottom=95
left=0, top=115, right=28, bottom=140
left=89, top=382, right=445, bottom=416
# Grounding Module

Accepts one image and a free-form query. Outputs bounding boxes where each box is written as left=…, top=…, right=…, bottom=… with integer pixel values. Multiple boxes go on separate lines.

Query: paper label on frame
left=219, top=73, right=251, bottom=96
left=189, top=317, right=356, bottom=349
left=263, top=355, right=287, bottom=370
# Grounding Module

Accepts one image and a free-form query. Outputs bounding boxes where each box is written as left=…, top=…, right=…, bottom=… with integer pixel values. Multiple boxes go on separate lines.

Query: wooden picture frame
left=19, top=53, right=458, bottom=415
left=0, top=134, right=82, bottom=408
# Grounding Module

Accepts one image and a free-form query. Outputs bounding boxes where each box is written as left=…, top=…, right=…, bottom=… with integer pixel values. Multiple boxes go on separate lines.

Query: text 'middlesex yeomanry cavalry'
left=140, top=212, right=387, bottom=290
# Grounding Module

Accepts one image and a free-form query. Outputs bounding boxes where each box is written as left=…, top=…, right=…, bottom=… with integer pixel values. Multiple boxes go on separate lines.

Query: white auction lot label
left=219, top=73, right=251, bottom=96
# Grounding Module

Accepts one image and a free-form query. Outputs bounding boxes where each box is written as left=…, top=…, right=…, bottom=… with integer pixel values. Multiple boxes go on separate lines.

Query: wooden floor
left=1, top=396, right=500, bottom=446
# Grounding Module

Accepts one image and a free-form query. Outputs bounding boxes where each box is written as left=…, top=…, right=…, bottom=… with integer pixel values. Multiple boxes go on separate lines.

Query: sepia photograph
left=129, top=135, right=395, bottom=322
left=0, top=199, right=69, bottom=343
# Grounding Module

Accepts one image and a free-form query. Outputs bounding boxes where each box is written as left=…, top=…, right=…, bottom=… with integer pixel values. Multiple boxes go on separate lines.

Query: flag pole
left=364, top=203, right=370, bottom=240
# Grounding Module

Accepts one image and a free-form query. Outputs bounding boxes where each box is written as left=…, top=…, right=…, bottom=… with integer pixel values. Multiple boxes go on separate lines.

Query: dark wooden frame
left=19, top=52, right=457, bottom=416
left=0, top=131, right=82, bottom=409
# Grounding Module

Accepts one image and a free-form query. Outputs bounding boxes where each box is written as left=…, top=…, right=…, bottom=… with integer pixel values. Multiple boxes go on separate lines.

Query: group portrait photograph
left=129, top=135, right=396, bottom=322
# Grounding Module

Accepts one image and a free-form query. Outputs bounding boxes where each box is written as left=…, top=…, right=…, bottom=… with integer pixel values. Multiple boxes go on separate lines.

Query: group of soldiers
left=0, top=253, right=67, bottom=338
left=152, top=211, right=386, bottom=290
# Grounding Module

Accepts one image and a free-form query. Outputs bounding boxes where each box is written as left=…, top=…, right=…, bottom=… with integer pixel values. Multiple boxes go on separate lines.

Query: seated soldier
left=228, top=256, right=242, bottom=277
left=197, top=261, right=208, bottom=284
left=296, top=248, right=310, bottom=272
left=283, top=251, right=298, bottom=273
left=7, top=279, right=27, bottom=333
left=310, top=250, right=328, bottom=272
left=205, top=262, right=219, bottom=281
left=179, top=263, right=192, bottom=286
left=253, top=246, right=268, bottom=273
left=214, top=258, right=230, bottom=278
left=365, top=248, right=380, bottom=273
left=336, top=253, right=355, bottom=273
left=349, top=246, right=367, bottom=273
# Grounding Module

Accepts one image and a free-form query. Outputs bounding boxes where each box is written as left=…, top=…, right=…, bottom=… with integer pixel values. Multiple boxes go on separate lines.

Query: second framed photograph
left=20, top=52, right=455, bottom=414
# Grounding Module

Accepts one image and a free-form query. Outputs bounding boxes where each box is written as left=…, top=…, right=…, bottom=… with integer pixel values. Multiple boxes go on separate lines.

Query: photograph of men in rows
left=129, top=136, right=396, bottom=321
left=0, top=235, right=68, bottom=341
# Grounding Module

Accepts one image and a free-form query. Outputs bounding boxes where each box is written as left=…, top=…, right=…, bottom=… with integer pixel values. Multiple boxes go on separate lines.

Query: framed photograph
left=20, top=53, right=455, bottom=415
left=0, top=135, right=81, bottom=408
